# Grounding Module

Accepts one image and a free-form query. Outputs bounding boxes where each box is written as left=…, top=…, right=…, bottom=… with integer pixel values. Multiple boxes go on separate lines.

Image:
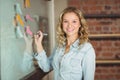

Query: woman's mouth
left=67, top=28, right=74, bottom=32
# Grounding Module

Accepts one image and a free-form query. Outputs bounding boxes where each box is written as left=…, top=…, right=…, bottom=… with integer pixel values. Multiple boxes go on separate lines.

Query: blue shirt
left=23, top=39, right=96, bottom=80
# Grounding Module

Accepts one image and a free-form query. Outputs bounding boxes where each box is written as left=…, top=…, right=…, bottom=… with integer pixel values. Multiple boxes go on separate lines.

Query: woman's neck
left=64, top=35, right=78, bottom=54
left=66, top=35, right=78, bottom=46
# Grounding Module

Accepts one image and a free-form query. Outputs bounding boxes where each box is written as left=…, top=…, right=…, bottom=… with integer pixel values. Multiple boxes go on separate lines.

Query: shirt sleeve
left=82, top=47, right=96, bottom=80
left=22, top=52, right=34, bottom=72
left=35, top=48, right=56, bottom=72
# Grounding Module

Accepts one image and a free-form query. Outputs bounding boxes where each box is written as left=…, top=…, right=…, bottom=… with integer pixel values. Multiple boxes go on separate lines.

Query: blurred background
left=1, top=0, right=120, bottom=80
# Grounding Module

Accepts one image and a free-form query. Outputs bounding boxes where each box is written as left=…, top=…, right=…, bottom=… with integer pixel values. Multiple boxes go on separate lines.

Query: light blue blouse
left=23, top=39, right=96, bottom=80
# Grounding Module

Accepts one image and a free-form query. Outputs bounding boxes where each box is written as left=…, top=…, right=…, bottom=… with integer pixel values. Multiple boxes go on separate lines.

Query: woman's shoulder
left=79, top=42, right=94, bottom=52
left=84, top=42, right=93, bottom=48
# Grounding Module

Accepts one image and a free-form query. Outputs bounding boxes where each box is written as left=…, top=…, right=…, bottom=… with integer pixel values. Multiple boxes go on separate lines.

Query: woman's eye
left=73, top=21, right=77, bottom=23
left=63, top=21, right=68, bottom=23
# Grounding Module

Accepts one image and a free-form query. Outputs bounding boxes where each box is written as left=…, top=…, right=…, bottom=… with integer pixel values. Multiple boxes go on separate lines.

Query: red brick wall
left=68, top=0, right=120, bottom=80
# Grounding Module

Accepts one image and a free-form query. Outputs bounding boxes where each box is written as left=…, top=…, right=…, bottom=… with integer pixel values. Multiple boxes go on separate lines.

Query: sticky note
left=13, top=16, right=18, bottom=27
left=15, top=26, right=23, bottom=38
left=26, top=26, right=33, bottom=36
left=16, top=14, right=24, bottom=27
left=14, top=3, right=22, bottom=15
left=24, top=0, right=31, bottom=8
left=25, top=14, right=34, bottom=22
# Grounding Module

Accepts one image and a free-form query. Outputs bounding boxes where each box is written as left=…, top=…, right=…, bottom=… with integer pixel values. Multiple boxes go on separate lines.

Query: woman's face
left=62, top=12, right=80, bottom=37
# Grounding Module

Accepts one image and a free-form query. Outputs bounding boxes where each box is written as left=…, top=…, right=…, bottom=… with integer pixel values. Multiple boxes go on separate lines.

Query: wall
left=68, top=0, right=120, bottom=80
left=54, top=0, right=67, bottom=27
left=1, top=0, right=48, bottom=80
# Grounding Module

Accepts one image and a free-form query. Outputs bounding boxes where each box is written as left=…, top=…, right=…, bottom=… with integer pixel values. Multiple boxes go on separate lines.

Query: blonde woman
left=24, top=7, right=96, bottom=80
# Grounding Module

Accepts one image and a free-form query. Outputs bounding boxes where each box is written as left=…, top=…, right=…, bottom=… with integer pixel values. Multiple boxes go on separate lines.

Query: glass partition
left=1, top=0, right=55, bottom=80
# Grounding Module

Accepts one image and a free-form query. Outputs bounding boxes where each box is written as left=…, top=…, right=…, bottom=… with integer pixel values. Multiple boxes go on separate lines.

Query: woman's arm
left=22, top=33, right=35, bottom=72
left=82, top=46, right=96, bottom=80
left=34, top=31, right=55, bottom=72
left=22, top=30, right=56, bottom=72
left=34, top=50, right=55, bottom=72
left=22, top=48, right=56, bottom=73
left=22, top=52, right=34, bottom=72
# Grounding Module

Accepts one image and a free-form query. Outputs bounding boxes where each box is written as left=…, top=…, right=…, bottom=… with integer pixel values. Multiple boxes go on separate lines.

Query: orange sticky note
left=16, top=14, right=24, bottom=27
left=24, top=0, right=31, bottom=8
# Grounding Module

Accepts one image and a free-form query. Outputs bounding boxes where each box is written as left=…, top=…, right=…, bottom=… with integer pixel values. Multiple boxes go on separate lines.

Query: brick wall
left=68, top=0, right=120, bottom=80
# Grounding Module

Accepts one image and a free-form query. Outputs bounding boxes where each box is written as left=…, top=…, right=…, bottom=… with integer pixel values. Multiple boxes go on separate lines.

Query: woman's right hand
left=34, top=31, right=44, bottom=53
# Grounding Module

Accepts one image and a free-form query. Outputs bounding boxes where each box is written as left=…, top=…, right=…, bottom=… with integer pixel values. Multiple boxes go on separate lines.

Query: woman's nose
left=68, top=22, right=72, bottom=28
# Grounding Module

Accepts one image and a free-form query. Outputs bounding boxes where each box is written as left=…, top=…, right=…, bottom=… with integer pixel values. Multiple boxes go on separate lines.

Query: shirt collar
left=63, top=39, right=80, bottom=48
left=71, top=39, right=80, bottom=48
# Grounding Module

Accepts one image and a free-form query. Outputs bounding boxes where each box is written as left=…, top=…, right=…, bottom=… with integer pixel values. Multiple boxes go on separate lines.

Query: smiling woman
left=23, top=7, right=96, bottom=80
left=57, top=7, right=89, bottom=47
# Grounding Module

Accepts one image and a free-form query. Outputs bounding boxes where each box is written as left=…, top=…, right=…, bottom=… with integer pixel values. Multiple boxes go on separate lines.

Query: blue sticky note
left=14, top=3, right=22, bottom=15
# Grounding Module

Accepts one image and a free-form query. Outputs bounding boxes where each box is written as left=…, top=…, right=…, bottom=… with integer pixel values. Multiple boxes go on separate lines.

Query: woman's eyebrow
left=63, top=19, right=79, bottom=20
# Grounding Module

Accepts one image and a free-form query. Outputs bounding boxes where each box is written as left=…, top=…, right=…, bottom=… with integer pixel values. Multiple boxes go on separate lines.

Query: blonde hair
left=56, top=7, right=89, bottom=47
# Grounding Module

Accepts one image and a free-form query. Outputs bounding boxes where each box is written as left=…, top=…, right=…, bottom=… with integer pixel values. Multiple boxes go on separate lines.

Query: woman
left=23, top=7, right=96, bottom=80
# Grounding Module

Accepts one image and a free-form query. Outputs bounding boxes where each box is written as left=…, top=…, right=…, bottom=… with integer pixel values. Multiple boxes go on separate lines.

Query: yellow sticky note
left=16, top=14, right=24, bottom=27
left=26, top=0, right=30, bottom=7
left=24, top=0, right=31, bottom=8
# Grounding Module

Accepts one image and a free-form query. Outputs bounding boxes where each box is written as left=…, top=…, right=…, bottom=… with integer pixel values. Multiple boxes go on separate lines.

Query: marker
left=36, top=33, right=48, bottom=37
left=43, top=33, right=48, bottom=36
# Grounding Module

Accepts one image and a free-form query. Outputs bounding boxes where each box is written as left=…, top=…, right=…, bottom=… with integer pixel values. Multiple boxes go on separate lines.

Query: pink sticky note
left=26, top=26, right=33, bottom=36
left=25, top=14, right=34, bottom=22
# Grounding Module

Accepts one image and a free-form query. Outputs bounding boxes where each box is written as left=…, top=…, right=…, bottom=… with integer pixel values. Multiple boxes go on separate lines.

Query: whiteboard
left=1, top=0, right=51, bottom=80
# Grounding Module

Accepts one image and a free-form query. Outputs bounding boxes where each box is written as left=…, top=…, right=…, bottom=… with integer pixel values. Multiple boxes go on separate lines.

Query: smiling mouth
left=67, top=29, right=74, bottom=32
